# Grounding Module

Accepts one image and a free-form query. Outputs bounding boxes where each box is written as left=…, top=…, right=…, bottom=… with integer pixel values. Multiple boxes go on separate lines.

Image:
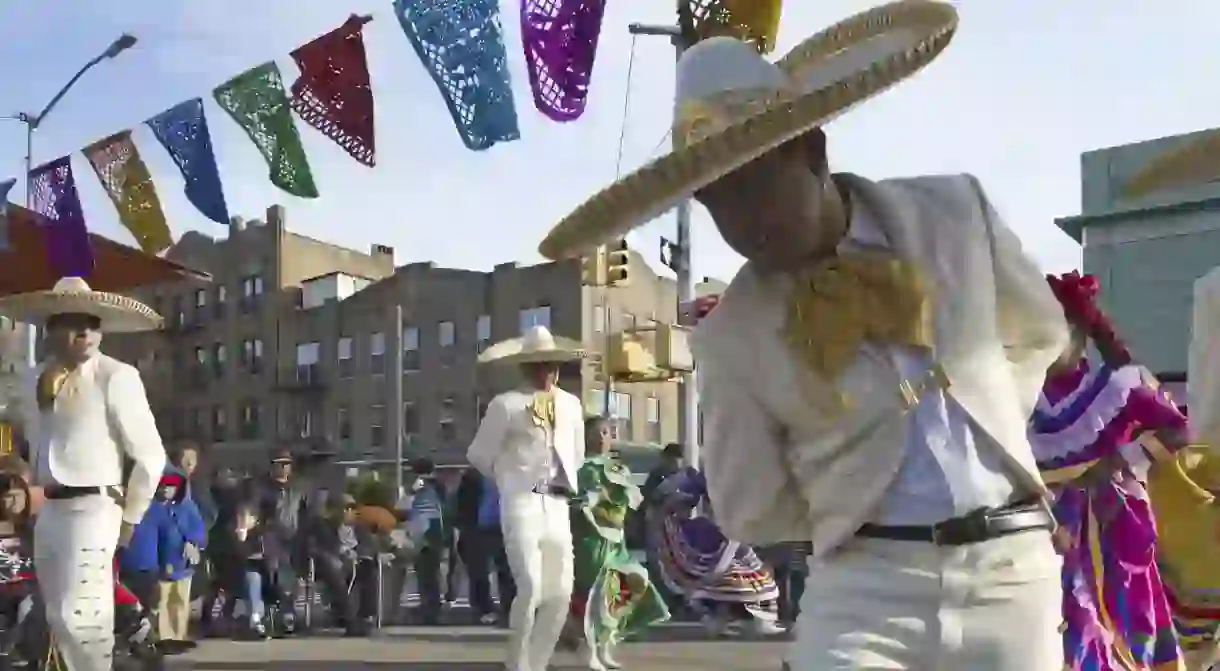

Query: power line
left=613, top=34, right=640, bottom=179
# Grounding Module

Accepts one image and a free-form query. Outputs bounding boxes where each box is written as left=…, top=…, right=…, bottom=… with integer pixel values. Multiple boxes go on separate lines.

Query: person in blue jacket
left=137, top=470, right=206, bottom=646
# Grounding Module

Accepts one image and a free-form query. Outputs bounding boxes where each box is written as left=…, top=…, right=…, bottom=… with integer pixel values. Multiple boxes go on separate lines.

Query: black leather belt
left=856, top=498, right=1054, bottom=547
left=532, top=484, right=575, bottom=499
left=44, top=485, right=105, bottom=500
left=45, top=485, right=122, bottom=501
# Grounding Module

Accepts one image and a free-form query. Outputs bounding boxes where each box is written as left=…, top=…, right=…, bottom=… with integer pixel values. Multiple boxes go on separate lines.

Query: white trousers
left=791, top=530, right=1062, bottom=670
left=33, top=494, right=122, bottom=671
left=502, top=492, right=574, bottom=671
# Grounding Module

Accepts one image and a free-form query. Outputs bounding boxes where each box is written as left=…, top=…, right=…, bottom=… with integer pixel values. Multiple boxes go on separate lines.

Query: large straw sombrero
left=479, top=325, right=587, bottom=365
left=0, top=276, right=162, bottom=332
left=538, top=0, right=958, bottom=260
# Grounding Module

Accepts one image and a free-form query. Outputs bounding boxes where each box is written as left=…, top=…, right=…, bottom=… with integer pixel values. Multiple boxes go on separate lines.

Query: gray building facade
left=106, top=205, right=683, bottom=468
left=1055, top=128, right=1220, bottom=378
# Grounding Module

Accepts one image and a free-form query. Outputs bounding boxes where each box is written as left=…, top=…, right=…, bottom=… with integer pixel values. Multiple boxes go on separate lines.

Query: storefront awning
left=0, top=206, right=209, bottom=296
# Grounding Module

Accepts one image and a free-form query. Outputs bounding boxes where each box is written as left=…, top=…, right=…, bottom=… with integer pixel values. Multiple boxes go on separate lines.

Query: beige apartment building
left=105, top=205, right=681, bottom=468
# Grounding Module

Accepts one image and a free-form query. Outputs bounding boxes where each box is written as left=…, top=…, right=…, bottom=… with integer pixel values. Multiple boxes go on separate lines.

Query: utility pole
left=627, top=22, right=698, bottom=467
left=3, top=33, right=137, bottom=368
left=393, top=304, right=405, bottom=500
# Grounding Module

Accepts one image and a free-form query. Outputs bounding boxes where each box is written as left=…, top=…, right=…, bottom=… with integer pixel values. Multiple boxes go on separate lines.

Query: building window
left=370, top=332, right=385, bottom=375
left=337, top=407, right=351, bottom=441
left=240, top=275, right=264, bottom=312
left=189, top=407, right=204, bottom=439
left=211, top=405, right=227, bottom=441
left=611, top=392, right=632, bottom=440
left=172, top=297, right=185, bottom=328
left=439, top=397, right=457, bottom=444
left=193, top=289, right=207, bottom=324
left=586, top=387, right=605, bottom=415
left=622, top=312, right=637, bottom=331
left=192, top=346, right=208, bottom=388
left=519, top=305, right=551, bottom=334
left=242, top=338, right=264, bottom=373
left=593, top=305, right=604, bottom=333
left=646, top=396, right=661, bottom=443
left=402, top=402, right=419, bottom=439
left=439, top=321, right=455, bottom=347
left=295, top=341, right=320, bottom=384
left=370, top=404, right=385, bottom=447
left=476, top=315, right=491, bottom=353
left=295, top=407, right=315, bottom=438
left=239, top=401, right=261, bottom=439
left=212, top=343, right=226, bottom=379
left=338, top=337, right=353, bottom=378
left=214, top=284, right=227, bottom=318
left=403, top=326, right=420, bottom=372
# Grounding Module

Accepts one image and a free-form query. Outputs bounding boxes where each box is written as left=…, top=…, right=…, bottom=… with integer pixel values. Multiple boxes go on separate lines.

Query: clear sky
left=1, top=0, right=1216, bottom=285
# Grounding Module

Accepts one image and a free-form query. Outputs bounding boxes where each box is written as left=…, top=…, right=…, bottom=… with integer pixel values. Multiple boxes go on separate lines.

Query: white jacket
left=18, top=353, right=167, bottom=524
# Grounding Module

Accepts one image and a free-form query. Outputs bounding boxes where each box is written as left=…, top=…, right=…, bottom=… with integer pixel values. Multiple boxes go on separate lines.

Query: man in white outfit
left=535, top=2, right=1069, bottom=669
left=2, top=277, right=167, bottom=670
left=467, top=326, right=586, bottom=671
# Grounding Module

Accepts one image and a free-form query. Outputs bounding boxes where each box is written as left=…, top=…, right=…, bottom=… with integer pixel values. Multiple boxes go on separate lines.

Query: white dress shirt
left=844, top=201, right=1017, bottom=525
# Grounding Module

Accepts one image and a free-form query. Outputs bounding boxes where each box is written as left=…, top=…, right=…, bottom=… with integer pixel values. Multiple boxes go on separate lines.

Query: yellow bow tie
left=529, top=391, right=556, bottom=429
left=784, top=251, right=935, bottom=383
left=36, top=364, right=75, bottom=412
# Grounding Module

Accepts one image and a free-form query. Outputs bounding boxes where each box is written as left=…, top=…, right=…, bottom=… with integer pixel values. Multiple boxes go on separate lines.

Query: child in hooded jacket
left=143, top=470, right=206, bottom=644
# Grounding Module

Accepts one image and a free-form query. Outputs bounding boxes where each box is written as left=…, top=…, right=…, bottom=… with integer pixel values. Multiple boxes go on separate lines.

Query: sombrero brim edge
left=0, top=291, right=162, bottom=333
left=538, top=0, right=959, bottom=261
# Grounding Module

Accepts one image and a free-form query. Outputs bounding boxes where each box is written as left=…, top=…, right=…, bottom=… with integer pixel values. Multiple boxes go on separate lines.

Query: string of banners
left=0, top=0, right=782, bottom=278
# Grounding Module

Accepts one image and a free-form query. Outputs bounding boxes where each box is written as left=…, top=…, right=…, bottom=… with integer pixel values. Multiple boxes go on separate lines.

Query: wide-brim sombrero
left=0, top=276, right=162, bottom=333
left=479, top=325, right=588, bottom=365
left=538, top=0, right=958, bottom=260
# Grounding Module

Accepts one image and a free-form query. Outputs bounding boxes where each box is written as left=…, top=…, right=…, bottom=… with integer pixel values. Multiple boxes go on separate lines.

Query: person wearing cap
left=467, top=326, right=587, bottom=671
left=252, top=449, right=307, bottom=634
left=536, top=3, right=1069, bottom=668
left=405, top=457, right=447, bottom=625
left=0, top=277, right=167, bottom=670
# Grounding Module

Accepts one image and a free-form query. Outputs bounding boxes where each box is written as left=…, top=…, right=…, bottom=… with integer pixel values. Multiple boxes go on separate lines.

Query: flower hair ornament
left=1046, top=271, right=1132, bottom=367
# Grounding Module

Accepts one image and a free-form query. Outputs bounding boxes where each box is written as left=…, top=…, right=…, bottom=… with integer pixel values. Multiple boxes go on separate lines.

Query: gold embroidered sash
left=783, top=251, right=935, bottom=408
left=36, top=364, right=74, bottom=412
left=529, top=391, right=556, bottom=429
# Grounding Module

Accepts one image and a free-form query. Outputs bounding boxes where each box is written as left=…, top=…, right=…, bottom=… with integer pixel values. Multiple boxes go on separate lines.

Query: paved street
left=170, top=625, right=787, bottom=670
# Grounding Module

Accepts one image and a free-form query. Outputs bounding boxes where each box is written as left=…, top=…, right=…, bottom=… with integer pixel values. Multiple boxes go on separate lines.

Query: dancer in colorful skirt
left=1149, top=447, right=1220, bottom=670
left=647, top=466, right=782, bottom=636
left=566, top=417, right=668, bottom=670
left=1029, top=271, right=1190, bottom=670
left=1148, top=264, right=1220, bottom=670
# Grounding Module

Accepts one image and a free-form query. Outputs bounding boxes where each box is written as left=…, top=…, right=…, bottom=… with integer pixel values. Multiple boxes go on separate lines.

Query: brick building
left=106, top=205, right=682, bottom=468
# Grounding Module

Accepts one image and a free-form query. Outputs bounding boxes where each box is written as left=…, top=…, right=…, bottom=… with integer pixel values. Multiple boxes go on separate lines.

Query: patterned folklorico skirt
left=647, top=468, right=779, bottom=623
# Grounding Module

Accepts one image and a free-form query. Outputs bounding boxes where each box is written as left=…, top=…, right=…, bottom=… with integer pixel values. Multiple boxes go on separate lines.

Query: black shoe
left=154, top=640, right=196, bottom=656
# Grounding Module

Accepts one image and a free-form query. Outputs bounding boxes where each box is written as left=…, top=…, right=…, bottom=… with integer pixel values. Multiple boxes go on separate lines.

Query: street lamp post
left=1, top=33, right=138, bottom=366
left=626, top=22, right=700, bottom=468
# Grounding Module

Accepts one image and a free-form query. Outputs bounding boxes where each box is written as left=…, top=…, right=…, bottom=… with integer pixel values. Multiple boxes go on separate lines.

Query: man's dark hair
left=170, top=443, right=200, bottom=467
left=412, top=458, right=436, bottom=475
left=45, top=313, right=101, bottom=331
left=662, top=443, right=684, bottom=460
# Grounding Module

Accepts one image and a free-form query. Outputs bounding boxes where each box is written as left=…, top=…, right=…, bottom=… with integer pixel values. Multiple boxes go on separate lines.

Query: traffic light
left=606, top=239, right=630, bottom=287
left=581, top=246, right=607, bottom=286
